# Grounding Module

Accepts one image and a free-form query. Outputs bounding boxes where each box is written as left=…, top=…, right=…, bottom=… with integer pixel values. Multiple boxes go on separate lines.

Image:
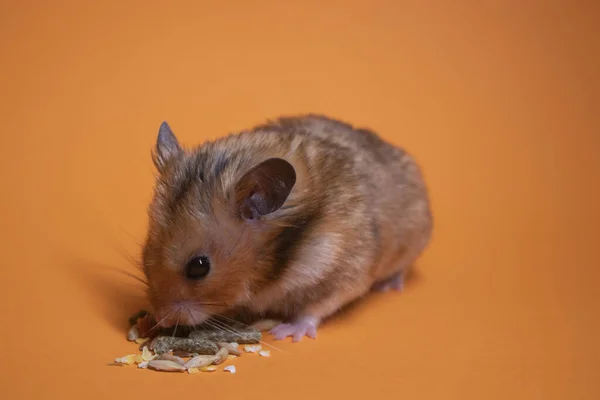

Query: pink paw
left=371, top=272, right=404, bottom=292
left=270, top=317, right=318, bottom=342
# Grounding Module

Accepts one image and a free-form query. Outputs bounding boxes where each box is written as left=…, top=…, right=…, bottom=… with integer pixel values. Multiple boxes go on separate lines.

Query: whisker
left=186, top=309, right=197, bottom=330
left=200, top=313, right=239, bottom=335
left=254, top=338, right=287, bottom=354
left=119, top=225, right=144, bottom=246
left=101, top=264, right=149, bottom=287
left=207, top=318, right=244, bottom=334
left=113, top=243, right=144, bottom=271
left=212, top=314, right=250, bottom=327
left=121, top=271, right=149, bottom=287
left=203, top=319, right=228, bottom=334
left=208, top=316, right=288, bottom=354
left=185, top=301, right=231, bottom=307
left=149, top=310, right=174, bottom=333
left=172, top=313, right=181, bottom=338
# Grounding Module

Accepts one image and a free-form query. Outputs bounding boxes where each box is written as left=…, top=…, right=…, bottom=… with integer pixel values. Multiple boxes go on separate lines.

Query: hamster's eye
left=185, top=256, right=211, bottom=280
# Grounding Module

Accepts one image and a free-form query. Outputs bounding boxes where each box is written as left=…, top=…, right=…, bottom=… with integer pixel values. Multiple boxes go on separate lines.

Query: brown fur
left=141, top=115, right=433, bottom=328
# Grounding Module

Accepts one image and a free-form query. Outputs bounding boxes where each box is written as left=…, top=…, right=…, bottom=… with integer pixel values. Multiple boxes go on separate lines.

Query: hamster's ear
left=152, top=121, right=183, bottom=173
left=234, top=158, right=296, bottom=220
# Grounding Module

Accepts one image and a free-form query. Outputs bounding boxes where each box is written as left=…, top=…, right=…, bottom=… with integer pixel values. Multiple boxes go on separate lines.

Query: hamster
left=141, top=115, right=433, bottom=342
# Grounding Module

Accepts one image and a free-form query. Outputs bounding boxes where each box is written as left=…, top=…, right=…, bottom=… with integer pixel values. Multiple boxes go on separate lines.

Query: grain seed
left=114, top=354, right=138, bottom=365
left=214, top=347, right=229, bottom=365
left=244, top=344, right=262, bottom=353
left=217, top=342, right=241, bottom=356
left=148, top=360, right=186, bottom=372
left=141, top=346, right=155, bottom=362
left=185, top=355, right=219, bottom=369
left=258, top=350, right=271, bottom=357
left=157, top=353, right=185, bottom=365
left=250, top=319, right=280, bottom=331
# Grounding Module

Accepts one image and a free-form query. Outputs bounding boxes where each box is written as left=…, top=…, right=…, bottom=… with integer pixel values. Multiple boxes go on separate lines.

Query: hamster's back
left=252, top=114, right=433, bottom=279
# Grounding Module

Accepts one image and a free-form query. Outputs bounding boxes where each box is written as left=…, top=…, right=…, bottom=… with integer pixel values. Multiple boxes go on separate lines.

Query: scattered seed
left=157, top=353, right=185, bottom=365
left=119, top=310, right=276, bottom=375
left=141, top=346, right=155, bottom=362
left=114, top=354, right=138, bottom=365
left=259, top=350, right=271, bottom=357
left=244, top=344, right=262, bottom=353
left=250, top=319, right=280, bottom=331
left=185, top=355, right=219, bottom=369
left=148, top=360, right=186, bottom=372
left=214, top=347, right=228, bottom=365
left=217, top=342, right=241, bottom=356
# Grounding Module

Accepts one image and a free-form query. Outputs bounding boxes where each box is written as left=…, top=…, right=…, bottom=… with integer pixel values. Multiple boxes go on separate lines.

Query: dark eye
left=185, top=256, right=211, bottom=280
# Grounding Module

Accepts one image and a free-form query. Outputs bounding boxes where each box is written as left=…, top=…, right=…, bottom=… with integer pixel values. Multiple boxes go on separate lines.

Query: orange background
left=1, top=1, right=599, bottom=399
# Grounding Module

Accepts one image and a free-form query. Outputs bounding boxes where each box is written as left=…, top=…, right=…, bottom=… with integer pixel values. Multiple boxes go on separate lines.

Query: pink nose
left=155, top=302, right=208, bottom=328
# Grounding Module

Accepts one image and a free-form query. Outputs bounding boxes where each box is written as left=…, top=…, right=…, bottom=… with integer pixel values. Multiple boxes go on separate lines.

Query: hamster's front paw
left=270, top=316, right=318, bottom=342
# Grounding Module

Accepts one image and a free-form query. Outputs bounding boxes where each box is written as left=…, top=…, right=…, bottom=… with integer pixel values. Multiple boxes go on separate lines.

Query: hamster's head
left=141, top=122, right=296, bottom=328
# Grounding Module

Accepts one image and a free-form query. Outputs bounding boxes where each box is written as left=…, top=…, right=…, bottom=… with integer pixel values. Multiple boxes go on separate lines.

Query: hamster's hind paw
left=270, top=317, right=318, bottom=342
left=371, top=271, right=405, bottom=292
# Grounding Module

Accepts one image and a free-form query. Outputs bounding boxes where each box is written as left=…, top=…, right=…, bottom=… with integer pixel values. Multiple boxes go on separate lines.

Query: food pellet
left=189, top=329, right=261, bottom=344
left=152, top=337, right=219, bottom=355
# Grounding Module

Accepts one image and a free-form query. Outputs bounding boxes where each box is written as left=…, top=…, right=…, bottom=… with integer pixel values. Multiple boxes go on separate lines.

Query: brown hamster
left=141, top=115, right=433, bottom=342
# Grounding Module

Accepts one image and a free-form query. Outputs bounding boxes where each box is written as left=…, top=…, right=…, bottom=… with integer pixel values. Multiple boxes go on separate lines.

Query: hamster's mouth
left=153, top=302, right=211, bottom=329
